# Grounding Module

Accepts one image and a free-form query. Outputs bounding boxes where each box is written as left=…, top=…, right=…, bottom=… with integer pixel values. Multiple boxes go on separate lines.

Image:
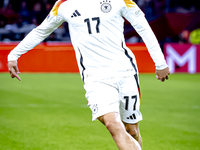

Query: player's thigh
left=119, top=75, right=142, bottom=124
left=84, top=81, right=120, bottom=121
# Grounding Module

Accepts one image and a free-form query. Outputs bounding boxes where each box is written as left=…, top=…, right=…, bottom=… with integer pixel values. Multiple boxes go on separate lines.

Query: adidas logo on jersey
left=71, top=10, right=81, bottom=18
left=127, top=113, right=136, bottom=120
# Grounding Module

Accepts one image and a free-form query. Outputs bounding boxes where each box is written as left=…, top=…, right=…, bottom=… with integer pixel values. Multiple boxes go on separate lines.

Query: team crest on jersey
left=91, top=104, right=98, bottom=114
left=100, top=0, right=112, bottom=13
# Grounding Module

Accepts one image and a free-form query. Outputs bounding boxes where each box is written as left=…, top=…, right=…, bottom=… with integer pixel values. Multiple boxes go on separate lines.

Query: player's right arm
left=7, top=0, right=66, bottom=81
left=121, top=0, right=170, bottom=81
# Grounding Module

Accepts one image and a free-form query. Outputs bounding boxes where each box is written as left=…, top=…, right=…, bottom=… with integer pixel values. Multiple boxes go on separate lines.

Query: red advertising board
left=2, top=42, right=200, bottom=74
left=164, top=43, right=200, bottom=73
left=0, top=42, right=155, bottom=73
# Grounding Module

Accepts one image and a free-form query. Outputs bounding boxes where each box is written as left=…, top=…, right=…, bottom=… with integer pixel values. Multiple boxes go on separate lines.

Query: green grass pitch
left=0, top=73, right=200, bottom=150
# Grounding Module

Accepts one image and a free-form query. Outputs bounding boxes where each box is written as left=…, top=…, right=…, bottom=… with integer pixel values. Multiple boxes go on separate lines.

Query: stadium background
left=0, top=0, right=200, bottom=73
left=0, top=0, right=200, bottom=43
left=0, top=0, right=200, bottom=150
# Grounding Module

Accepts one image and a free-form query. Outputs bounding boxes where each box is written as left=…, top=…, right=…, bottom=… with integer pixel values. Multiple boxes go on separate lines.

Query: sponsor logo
left=166, top=44, right=197, bottom=73
left=71, top=10, right=81, bottom=18
left=127, top=113, right=136, bottom=120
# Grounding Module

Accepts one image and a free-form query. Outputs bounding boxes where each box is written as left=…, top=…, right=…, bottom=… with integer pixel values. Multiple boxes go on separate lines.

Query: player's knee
left=105, top=121, right=123, bottom=136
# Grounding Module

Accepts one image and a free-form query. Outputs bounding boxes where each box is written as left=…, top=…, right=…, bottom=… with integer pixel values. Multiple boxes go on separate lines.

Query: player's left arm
left=156, top=67, right=170, bottom=82
left=122, top=0, right=170, bottom=81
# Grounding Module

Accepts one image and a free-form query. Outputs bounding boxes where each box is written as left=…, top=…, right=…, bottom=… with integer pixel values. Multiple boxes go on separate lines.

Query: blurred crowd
left=0, top=0, right=69, bottom=42
left=135, top=0, right=199, bottom=21
left=0, top=0, right=199, bottom=43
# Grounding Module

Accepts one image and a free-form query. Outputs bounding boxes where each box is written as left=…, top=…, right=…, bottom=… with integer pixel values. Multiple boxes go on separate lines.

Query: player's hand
left=156, top=67, right=170, bottom=82
left=8, top=60, right=21, bottom=81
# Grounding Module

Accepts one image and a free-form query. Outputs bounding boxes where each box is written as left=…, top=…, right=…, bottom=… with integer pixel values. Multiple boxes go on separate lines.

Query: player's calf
left=124, top=122, right=142, bottom=148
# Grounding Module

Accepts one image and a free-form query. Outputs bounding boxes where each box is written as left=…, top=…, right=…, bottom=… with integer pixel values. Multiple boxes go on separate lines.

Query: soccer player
left=8, top=0, right=170, bottom=149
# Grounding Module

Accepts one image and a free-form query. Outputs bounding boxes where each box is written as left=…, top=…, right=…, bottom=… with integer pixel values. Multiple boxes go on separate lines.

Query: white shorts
left=84, top=74, right=142, bottom=124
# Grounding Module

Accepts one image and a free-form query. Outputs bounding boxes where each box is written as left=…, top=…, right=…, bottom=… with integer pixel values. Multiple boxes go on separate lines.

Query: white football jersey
left=8, top=0, right=168, bottom=82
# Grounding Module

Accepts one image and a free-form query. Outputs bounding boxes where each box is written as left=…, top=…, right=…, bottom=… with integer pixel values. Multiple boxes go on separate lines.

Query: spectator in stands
left=18, top=1, right=31, bottom=24
left=0, top=3, right=18, bottom=24
left=1, top=0, right=10, bottom=8
left=144, top=0, right=155, bottom=21
left=32, top=2, right=43, bottom=24
left=179, top=30, right=190, bottom=44
left=42, top=3, right=53, bottom=20
left=0, top=15, right=7, bottom=28
left=153, top=0, right=165, bottom=16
